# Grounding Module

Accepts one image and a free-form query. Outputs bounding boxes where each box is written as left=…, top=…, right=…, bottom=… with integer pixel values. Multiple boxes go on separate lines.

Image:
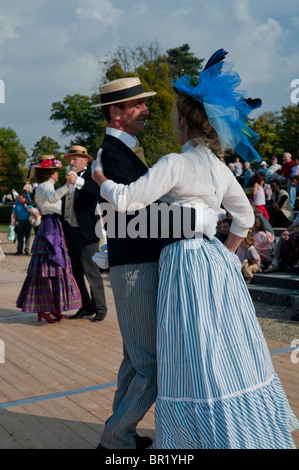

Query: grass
left=0, top=224, right=9, bottom=232
left=0, top=224, right=35, bottom=235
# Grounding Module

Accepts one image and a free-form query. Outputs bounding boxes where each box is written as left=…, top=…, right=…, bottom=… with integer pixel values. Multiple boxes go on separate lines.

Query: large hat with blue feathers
left=172, top=49, right=262, bottom=163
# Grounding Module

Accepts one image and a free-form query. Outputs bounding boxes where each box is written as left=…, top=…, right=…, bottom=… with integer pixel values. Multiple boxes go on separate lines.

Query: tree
left=252, top=105, right=299, bottom=163
left=98, top=42, right=184, bottom=164
left=29, top=136, right=66, bottom=186
left=276, top=104, right=299, bottom=156
left=166, top=44, right=204, bottom=80
left=50, top=94, right=106, bottom=157
left=31, top=136, right=62, bottom=161
left=251, top=112, right=281, bottom=161
left=0, top=128, right=28, bottom=197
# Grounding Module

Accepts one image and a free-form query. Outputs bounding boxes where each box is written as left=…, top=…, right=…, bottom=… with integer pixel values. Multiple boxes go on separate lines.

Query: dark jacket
left=61, top=167, right=100, bottom=242
left=100, top=134, right=196, bottom=267
left=100, top=134, right=161, bottom=266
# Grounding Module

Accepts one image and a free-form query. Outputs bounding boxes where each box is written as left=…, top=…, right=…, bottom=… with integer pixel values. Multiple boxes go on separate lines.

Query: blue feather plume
left=203, top=48, right=228, bottom=70
left=244, top=98, right=262, bottom=110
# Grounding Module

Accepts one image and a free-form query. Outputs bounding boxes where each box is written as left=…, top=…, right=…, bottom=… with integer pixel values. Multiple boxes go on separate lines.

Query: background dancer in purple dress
left=17, top=155, right=82, bottom=323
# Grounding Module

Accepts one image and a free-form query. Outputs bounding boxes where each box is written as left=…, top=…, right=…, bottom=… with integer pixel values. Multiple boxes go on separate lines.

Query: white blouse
left=35, top=177, right=69, bottom=215
left=100, top=141, right=254, bottom=238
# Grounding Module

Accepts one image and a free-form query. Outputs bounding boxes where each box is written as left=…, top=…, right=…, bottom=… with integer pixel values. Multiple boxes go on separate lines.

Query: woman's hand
left=92, top=169, right=108, bottom=186
left=91, top=149, right=108, bottom=187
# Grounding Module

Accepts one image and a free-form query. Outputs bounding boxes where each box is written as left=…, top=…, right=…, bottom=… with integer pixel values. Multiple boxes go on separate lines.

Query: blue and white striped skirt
left=154, top=237, right=299, bottom=449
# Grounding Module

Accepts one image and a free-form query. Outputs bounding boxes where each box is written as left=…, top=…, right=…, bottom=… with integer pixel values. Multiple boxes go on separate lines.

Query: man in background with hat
left=63, top=145, right=107, bottom=322
left=92, top=77, right=216, bottom=449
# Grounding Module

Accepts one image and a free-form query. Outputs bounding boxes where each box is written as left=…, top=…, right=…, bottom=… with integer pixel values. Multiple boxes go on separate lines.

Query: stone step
left=252, top=271, right=299, bottom=289
left=248, top=284, right=299, bottom=309
left=247, top=271, right=299, bottom=309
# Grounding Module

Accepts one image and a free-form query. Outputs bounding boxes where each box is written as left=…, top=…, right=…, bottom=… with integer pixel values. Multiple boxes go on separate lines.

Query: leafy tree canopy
left=166, top=43, right=204, bottom=80
left=0, top=127, right=28, bottom=195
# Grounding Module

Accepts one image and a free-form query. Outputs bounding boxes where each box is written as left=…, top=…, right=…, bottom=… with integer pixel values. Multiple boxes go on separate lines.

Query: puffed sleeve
left=221, top=168, right=254, bottom=237
left=100, top=153, right=184, bottom=212
left=43, top=182, right=69, bottom=203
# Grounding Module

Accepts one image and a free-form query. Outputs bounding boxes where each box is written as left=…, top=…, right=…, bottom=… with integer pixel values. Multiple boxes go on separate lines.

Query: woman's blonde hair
left=176, top=94, right=225, bottom=156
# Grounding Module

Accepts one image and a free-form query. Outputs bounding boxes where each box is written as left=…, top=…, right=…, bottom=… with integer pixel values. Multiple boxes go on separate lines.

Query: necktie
left=130, top=139, right=148, bottom=167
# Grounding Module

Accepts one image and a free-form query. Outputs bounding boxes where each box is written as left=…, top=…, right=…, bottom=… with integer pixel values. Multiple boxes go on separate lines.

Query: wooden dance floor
left=0, top=267, right=298, bottom=449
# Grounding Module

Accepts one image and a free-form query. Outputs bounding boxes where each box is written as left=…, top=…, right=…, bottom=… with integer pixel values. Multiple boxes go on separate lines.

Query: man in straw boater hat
left=91, top=77, right=158, bottom=449
left=62, top=145, right=107, bottom=322
left=91, top=77, right=216, bottom=449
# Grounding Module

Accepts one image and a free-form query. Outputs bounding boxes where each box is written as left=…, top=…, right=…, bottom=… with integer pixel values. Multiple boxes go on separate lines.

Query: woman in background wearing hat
left=93, top=50, right=299, bottom=448
left=16, top=156, right=82, bottom=323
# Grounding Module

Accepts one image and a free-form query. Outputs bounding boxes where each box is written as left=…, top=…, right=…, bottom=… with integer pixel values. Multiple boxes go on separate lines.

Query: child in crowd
left=250, top=172, right=269, bottom=220
left=237, top=233, right=261, bottom=283
left=252, top=215, right=275, bottom=268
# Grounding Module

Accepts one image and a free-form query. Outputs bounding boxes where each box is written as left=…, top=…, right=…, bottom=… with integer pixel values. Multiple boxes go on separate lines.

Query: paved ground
left=0, top=232, right=298, bottom=449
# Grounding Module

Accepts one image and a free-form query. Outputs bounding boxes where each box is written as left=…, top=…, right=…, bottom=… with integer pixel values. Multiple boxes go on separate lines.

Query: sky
left=0, top=0, right=298, bottom=156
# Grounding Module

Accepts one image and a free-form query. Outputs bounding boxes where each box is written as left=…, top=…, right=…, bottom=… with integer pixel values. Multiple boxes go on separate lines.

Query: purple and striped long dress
left=17, top=213, right=82, bottom=314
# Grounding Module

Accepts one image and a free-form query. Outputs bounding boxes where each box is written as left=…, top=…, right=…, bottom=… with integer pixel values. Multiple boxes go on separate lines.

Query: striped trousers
left=99, top=261, right=159, bottom=449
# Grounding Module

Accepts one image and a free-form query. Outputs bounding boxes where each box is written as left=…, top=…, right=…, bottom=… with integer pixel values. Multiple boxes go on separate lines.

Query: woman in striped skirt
left=17, top=156, right=82, bottom=323
left=93, top=50, right=299, bottom=448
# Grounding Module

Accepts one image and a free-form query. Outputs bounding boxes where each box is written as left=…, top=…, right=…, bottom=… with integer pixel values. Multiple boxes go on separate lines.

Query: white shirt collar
left=106, top=127, right=137, bottom=148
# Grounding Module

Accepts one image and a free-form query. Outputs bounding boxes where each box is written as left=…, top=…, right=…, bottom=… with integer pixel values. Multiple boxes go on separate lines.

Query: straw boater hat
left=93, top=77, right=156, bottom=107
left=63, top=145, right=93, bottom=162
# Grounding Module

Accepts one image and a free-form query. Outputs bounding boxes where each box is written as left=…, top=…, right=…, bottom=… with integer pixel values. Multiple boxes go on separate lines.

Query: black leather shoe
left=68, top=308, right=94, bottom=319
left=134, top=434, right=153, bottom=449
left=96, top=442, right=107, bottom=449
left=92, top=310, right=107, bottom=322
left=96, top=434, right=152, bottom=449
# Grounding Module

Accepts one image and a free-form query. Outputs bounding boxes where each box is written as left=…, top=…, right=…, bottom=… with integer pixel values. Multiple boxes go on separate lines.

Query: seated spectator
left=250, top=172, right=269, bottom=220
left=216, top=217, right=232, bottom=244
left=250, top=202, right=275, bottom=236
left=233, top=156, right=243, bottom=177
left=259, top=161, right=269, bottom=175
left=264, top=212, right=299, bottom=274
left=290, top=155, right=299, bottom=178
left=288, top=175, right=299, bottom=209
left=266, top=179, right=294, bottom=228
left=237, top=162, right=252, bottom=188
left=270, top=152, right=295, bottom=184
left=252, top=215, right=275, bottom=267
left=265, top=156, right=281, bottom=183
left=236, top=233, right=262, bottom=283
left=228, top=163, right=235, bottom=173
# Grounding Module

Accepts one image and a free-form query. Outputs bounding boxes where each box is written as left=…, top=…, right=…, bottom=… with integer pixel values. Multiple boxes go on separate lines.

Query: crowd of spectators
left=217, top=150, right=299, bottom=281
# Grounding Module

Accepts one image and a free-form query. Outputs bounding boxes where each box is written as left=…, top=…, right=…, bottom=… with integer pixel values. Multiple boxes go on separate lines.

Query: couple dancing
left=95, top=49, right=298, bottom=449
left=92, top=49, right=298, bottom=449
